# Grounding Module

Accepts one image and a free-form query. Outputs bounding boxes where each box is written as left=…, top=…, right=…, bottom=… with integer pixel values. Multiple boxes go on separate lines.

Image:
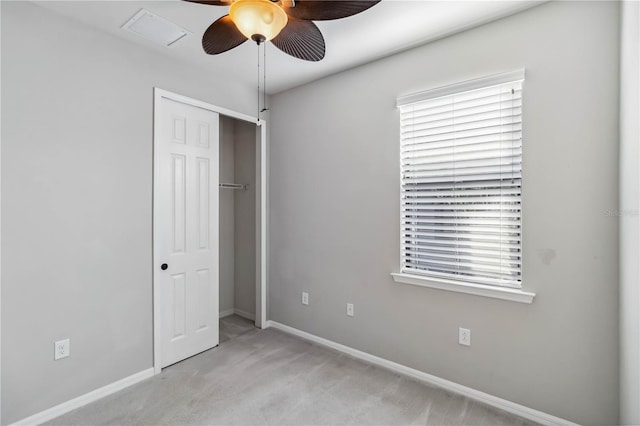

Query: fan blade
left=202, top=15, right=247, bottom=55
left=282, top=0, right=380, bottom=21
left=183, top=0, right=232, bottom=5
left=271, top=18, right=325, bottom=61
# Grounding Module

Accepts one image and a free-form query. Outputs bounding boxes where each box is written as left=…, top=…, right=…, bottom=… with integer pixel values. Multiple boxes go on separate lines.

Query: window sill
left=390, top=273, right=535, bottom=304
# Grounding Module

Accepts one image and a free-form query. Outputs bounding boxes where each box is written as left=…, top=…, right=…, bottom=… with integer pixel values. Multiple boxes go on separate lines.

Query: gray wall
left=619, top=1, right=640, bottom=424
left=268, top=2, right=620, bottom=424
left=1, top=2, right=255, bottom=423
left=219, top=116, right=236, bottom=315
left=234, top=121, right=257, bottom=318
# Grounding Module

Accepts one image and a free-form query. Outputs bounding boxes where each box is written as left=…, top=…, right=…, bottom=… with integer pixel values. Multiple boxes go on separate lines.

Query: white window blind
left=398, top=74, right=523, bottom=288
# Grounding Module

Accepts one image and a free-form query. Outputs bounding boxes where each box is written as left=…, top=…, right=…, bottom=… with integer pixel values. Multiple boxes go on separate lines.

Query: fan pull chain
left=256, top=42, right=268, bottom=121
left=257, top=44, right=260, bottom=122
left=261, top=45, right=268, bottom=114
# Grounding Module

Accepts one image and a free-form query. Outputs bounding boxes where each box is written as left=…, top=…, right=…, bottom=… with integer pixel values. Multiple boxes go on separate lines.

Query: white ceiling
left=32, top=0, right=542, bottom=94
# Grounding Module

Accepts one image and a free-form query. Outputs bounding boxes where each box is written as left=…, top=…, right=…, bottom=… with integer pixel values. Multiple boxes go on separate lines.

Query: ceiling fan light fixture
left=229, top=0, right=288, bottom=43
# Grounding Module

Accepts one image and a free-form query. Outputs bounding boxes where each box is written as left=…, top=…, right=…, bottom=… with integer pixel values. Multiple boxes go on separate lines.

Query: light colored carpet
left=48, top=315, right=538, bottom=425
left=219, top=313, right=257, bottom=343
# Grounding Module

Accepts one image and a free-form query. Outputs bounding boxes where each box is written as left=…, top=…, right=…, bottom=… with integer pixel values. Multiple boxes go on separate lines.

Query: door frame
left=152, top=88, right=268, bottom=374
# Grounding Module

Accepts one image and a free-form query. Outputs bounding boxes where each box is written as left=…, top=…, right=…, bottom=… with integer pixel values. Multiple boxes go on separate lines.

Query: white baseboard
left=233, top=308, right=256, bottom=321
left=219, top=308, right=235, bottom=318
left=265, top=321, right=577, bottom=426
left=10, top=368, right=155, bottom=426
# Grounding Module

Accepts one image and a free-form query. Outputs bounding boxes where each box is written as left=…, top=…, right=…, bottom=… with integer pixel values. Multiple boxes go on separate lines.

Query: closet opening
left=219, top=115, right=260, bottom=338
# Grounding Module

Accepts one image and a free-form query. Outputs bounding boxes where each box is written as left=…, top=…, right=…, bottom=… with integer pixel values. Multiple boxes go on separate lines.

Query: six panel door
left=157, top=97, right=220, bottom=368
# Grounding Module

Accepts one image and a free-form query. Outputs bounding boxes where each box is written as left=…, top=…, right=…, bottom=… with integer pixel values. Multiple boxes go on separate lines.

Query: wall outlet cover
left=459, top=328, right=471, bottom=346
left=302, top=292, right=309, bottom=305
left=54, top=338, right=70, bottom=360
left=346, top=303, right=354, bottom=317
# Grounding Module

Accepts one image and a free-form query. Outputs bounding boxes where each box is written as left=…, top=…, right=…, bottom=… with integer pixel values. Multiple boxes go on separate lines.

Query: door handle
left=161, top=263, right=168, bottom=271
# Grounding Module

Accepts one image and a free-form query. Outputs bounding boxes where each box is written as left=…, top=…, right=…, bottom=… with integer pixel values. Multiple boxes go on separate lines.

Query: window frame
left=391, top=70, right=535, bottom=304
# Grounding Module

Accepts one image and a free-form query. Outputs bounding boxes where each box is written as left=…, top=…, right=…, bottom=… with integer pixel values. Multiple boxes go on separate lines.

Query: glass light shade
left=229, top=0, right=288, bottom=42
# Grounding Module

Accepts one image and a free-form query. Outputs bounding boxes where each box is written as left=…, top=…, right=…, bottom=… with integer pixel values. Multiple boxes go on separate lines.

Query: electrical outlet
left=346, top=303, right=354, bottom=317
left=459, top=328, right=471, bottom=346
left=54, top=339, right=70, bottom=360
left=302, top=292, right=309, bottom=305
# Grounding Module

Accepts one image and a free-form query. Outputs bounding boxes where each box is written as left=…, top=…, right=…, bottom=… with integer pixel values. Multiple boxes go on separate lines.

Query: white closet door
left=156, top=97, right=219, bottom=368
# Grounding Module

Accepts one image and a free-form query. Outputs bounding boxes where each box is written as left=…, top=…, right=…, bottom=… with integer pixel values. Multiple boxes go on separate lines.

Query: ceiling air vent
left=122, top=9, right=190, bottom=47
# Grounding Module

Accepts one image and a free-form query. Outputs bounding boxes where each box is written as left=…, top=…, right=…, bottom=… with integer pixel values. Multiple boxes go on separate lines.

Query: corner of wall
left=619, top=1, right=640, bottom=424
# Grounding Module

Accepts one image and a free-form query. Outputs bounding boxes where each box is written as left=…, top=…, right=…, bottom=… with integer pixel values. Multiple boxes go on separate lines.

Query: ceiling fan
left=185, top=0, right=381, bottom=61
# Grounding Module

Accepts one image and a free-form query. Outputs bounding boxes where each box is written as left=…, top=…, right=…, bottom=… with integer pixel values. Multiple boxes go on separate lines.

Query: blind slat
left=402, top=254, right=521, bottom=274
left=402, top=179, right=521, bottom=190
left=402, top=242, right=521, bottom=258
left=401, top=130, right=522, bottom=149
left=402, top=229, right=520, bottom=241
left=401, top=236, right=521, bottom=250
left=401, top=123, right=522, bottom=145
left=403, top=195, right=521, bottom=204
left=401, top=116, right=522, bottom=138
left=402, top=156, right=522, bottom=175
left=403, top=141, right=522, bottom=156
left=401, top=224, right=521, bottom=236
left=404, top=172, right=522, bottom=184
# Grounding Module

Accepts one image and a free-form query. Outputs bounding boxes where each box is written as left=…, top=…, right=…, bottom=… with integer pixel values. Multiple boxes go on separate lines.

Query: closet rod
left=219, top=183, right=249, bottom=190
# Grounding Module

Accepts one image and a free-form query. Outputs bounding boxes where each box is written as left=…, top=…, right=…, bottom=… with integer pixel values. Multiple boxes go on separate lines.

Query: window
left=396, top=71, right=524, bottom=290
